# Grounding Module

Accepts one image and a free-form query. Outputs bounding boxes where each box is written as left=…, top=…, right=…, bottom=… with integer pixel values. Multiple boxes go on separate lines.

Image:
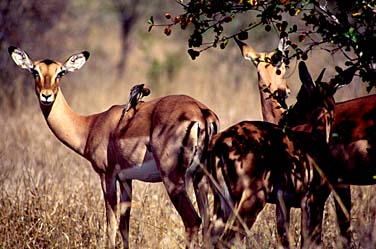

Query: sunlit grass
left=1, top=13, right=375, bottom=248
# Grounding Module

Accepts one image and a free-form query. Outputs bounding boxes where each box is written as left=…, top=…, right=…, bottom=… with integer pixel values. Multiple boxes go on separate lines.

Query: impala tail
left=183, top=112, right=218, bottom=242
left=185, top=119, right=218, bottom=187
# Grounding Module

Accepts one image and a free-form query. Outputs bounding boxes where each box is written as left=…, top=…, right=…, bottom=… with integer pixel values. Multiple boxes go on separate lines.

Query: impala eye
left=56, top=70, right=65, bottom=79
left=31, top=69, right=40, bottom=79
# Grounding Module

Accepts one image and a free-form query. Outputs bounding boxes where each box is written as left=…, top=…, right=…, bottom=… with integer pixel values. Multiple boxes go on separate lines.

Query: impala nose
left=40, top=93, right=54, bottom=105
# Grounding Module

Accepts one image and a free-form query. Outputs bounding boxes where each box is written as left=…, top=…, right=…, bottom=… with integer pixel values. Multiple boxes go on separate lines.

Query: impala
left=236, top=39, right=355, bottom=247
left=209, top=61, right=342, bottom=248
left=328, top=91, right=376, bottom=246
left=235, top=37, right=290, bottom=124
left=8, top=47, right=219, bottom=248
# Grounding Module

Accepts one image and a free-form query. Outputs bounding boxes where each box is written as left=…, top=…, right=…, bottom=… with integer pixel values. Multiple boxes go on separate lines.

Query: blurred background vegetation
left=1, top=0, right=375, bottom=248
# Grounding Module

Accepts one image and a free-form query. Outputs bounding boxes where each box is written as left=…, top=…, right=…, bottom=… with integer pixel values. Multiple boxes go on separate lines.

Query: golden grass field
left=1, top=5, right=376, bottom=248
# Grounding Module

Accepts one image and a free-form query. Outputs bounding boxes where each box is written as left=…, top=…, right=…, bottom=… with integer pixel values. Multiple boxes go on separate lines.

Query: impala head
left=280, top=61, right=340, bottom=143
left=8, top=46, right=89, bottom=106
left=235, top=37, right=291, bottom=105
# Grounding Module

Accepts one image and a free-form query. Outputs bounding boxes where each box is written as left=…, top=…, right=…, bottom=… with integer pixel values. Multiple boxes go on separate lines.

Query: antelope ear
left=8, top=46, right=34, bottom=72
left=298, top=61, right=315, bottom=93
left=277, top=36, right=289, bottom=55
left=63, top=51, right=90, bottom=73
left=315, top=68, right=326, bottom=83
left=234, top=37, right=260, bottom=65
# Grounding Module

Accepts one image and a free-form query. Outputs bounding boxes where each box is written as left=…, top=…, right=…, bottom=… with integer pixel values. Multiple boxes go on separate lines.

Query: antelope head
left=8, top=46, right=89, bottom=106
left=281, top=61, right=339, bottom=143
left=235, top=37, right=291, bottom=106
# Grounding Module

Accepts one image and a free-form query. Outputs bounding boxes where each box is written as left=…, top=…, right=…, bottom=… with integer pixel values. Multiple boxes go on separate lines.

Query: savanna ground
left=1, top=1, right=376, bottom=248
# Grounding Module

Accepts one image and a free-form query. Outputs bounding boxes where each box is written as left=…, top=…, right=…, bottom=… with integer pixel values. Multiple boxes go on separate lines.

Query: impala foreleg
left=101, top=174, right=118, bottom=249
left=118, top=179, right=132, bottom=249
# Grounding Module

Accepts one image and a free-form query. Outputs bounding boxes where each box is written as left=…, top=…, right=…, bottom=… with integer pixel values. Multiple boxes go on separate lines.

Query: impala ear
left=8, top=46, right=34, bottom=72
left=234, top=37, right=260, bottom=65
left=63, top=51, right=90, bottom=73
left=277, top=36, right=289, bottom=55
left=315, top=68, right=326, bottom=83
left=299, top=61, right=316, bottom=94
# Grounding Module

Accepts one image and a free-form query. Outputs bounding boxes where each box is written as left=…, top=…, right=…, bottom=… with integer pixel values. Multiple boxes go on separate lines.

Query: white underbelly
left=117, top=151, right=162, bottom=182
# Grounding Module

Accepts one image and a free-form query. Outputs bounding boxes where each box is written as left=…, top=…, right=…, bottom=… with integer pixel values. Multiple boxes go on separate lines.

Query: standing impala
left=235, top=37, right=290, bottom=124
left=328, top=89, right=376, bottom=246
left=209, top=62, right=341, bottom=248
left=236, top=39, right=356, bottom=247
left=8, top=47, right=219, bottom=248
left=235, top=38, right=302, bottom=246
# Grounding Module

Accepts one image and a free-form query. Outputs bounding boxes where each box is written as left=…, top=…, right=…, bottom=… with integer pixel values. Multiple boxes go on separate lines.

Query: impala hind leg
left=334, top=185, right=352, bottom=248
left=192, top=170, right=210, bottom=240
left=301, top=189, right=330, bottom=248
left=276, top=202, right=292, bottom=248
left=101, top=174, right=118, bottom=249
left=210, top=183, right=233, bottom=247
left=118, top=179, right=133, bottom=249
left=164, top=177, right=202, bottom=248
left=236, top=188, right=267, bottom=243
left=213, top=188, right=267, bottom=247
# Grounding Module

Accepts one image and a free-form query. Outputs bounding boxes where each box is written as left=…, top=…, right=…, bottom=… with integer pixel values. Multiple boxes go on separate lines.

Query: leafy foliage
left=150, top=0, right=376, bottom=89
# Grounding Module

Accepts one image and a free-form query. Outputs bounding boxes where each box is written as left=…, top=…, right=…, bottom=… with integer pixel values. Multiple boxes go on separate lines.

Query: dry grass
left=1, top=8, right=376, bottom=249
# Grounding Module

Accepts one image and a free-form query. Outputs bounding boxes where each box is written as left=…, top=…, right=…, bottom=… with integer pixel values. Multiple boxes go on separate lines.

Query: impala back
left=330, top=94, right=376, bottom=184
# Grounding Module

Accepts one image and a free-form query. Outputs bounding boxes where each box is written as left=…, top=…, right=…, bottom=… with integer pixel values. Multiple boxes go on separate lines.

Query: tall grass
left=1, top=10, right=375, bottom=248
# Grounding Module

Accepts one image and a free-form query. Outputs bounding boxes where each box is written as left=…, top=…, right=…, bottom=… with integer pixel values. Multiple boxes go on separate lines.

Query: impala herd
left=8, top=37, right=376, bottom=249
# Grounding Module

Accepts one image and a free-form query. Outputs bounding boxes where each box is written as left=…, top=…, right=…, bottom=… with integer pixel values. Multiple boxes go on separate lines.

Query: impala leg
left=163, top=175, right=201, bottom=248
left=210, top=181, right=229, bottom=247
left=231, top=188, right=266, bottom=245
left=301, top=189, right=329, bottom=248
left=334, top=185, right=352, bottom=248
left=212, top=187, right=266, bottom=247
left=119, top=179, right=132, bottom=249
left=276, top=201, right=291, bottom=248
left=101, top=174, right=118, bottom=249
left=192, top=170, right=210, bottom=240
left=241, top=187, right=266, bottom=226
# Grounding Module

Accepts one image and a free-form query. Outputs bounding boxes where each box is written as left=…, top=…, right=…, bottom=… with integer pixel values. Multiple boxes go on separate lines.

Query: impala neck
left=259, top=87, right=284, bottom=124
left=40, top=88, right=93, bottom=157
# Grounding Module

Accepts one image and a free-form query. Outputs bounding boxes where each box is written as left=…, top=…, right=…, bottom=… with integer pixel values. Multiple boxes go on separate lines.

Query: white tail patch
left=185, top=122, right=201, bottom=191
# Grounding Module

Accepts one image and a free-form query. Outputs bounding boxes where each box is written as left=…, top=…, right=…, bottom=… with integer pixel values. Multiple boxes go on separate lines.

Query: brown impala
left=235, top=37, right=290, bottom=124
left=328, top=89, right=376, bottom=246
left=236, top=39, right=361, bottom=247
left=8, top=47, right=219, bottom=248
left=209, top=61, right=342, bottom=248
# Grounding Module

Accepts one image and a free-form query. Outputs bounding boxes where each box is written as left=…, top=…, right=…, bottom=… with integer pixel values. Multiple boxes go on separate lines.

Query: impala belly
left=331, top=139, right=376, bottom=184
left=117, top=151, right=161, bottom=182
left=115, top=136, right=162, bottom=182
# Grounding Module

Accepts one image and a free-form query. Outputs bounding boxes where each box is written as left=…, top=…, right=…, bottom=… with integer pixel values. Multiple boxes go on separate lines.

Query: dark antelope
left=236, top=39, right=359, bottom=247
left=209, top=61, right=341, bottom=248
left=327, top=91, right=376, bottom=246
left=8, top=47, right=219, bottom=248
